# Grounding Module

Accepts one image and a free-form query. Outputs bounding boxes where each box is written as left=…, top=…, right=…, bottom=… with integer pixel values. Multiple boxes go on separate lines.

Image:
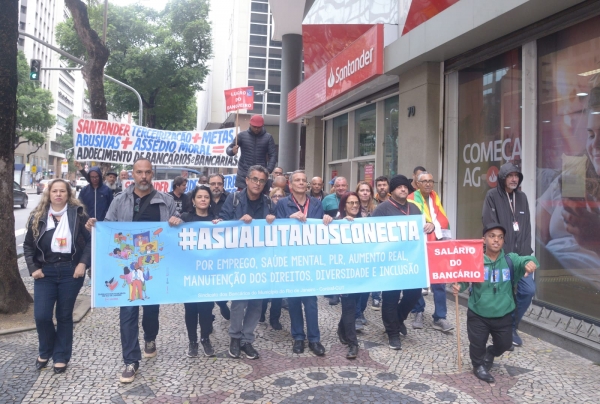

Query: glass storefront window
left=536, top=16, right=600, bottom=322
left=357, top=161, right=375, bottom=186
left=355, top=104, right=376, bottom=157
left=456, top=48, right=522, bottom=239
left=383, top=96, right=399, bottom=178
left=332, top=114, right=348, bottom=161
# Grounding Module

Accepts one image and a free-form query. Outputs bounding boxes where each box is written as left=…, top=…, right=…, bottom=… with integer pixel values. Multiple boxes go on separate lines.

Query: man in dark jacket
left=77, top=166, right=113, bottom=221
left=208, top=173, right=230, bottom=217
left=482, top=162, right=535, bottom=348
left=218, top=165, right=275, bottom=360
left=226, top=114, right=277, bottom=189
left=276, top=170, right=333, bottom=356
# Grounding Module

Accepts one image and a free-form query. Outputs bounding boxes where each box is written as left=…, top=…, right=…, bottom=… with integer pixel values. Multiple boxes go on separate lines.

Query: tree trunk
left=0, top=0, right=33, bottom=313
left=65, top=0, right=109, bottom=120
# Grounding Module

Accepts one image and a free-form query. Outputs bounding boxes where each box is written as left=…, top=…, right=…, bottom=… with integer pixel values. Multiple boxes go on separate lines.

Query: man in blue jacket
left=77, top=165, right=113, bottom=221
left=218, top=165, right=275, bottom=360
left=276, top=170, right=333, bottom=356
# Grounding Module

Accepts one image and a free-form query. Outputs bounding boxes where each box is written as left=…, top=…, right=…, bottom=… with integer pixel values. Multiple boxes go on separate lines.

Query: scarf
left=407, top=190, right=450, bottom=241
left=46, top=205, right=71, bottom=253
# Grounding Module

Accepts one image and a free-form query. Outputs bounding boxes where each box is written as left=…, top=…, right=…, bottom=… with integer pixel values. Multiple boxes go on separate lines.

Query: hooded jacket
left=78, top=166, right=113, bottom=221
left=482, top=162, right=532, bottom=255
left=458, top=251, right=539, bottom=318
left=226, top=127, right=277, bottom=188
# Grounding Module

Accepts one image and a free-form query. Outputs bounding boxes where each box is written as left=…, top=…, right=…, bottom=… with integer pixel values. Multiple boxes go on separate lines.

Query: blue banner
left=91, top=216, right=429, bottom=308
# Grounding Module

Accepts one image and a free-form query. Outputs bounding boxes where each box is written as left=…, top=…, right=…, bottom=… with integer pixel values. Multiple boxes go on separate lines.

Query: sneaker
left=201, top=338, right=215, bottom=357
left=119, top=362, right=139, bottom=383
left=388, top=335, right=402, bottom=350
left=144, top=341, right=157, bottom=358
left=346, top=344, right=358, bottom=359
left=229, top=338, right=241, bottom=358
left=422, top=288, right=429, bottom=296
left=187, top=341, right=199, bottom=358
left=355, top=321, right=364, bottom=331
left=308, top=341, right=326, bottom=356
left=240, top=343, right=259, bottom=359
left=371, top=299, right=381, bottom=310
left=329, top=295, right=340, bottom=305
left=399, top=321, right=408, bottom=336
left=432, top=318, right=454, bottom=332
left=512, top=329, right=523, bottom=347
left=270, top=320, right=283, bottom=330
left=412, top=312, right=424, bottom=329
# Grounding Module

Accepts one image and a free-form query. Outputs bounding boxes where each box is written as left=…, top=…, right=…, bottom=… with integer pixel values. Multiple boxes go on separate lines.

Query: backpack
left=232, top=191, right=272, bottom=217
left=505, top=254, right=517, bottom=299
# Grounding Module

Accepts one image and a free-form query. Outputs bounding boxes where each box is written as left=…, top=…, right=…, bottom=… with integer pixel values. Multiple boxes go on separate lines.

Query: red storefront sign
left=224, top=86, right=254, bottom=113
left=364, top=164, right=374, bottom=186
left=427, top=240, right=484, bottom=284
left=288, top=24, right=384, bottom=122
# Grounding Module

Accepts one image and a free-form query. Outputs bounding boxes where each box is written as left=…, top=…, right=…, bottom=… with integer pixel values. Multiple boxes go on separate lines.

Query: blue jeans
left=513, top=275, right=535, bottom=329
left=288, top=296, right=320, bottom=342
left=354, top=292, right=370, bottom=319
left=411, top=283, right=447, bottom=321
left=34, top=262, right=84, bottom=364
left=120, top=304, right=160, bottom=364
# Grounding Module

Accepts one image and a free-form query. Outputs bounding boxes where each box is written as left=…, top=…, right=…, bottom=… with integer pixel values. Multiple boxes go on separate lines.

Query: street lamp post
left=258, top=89, right=271, bottom=116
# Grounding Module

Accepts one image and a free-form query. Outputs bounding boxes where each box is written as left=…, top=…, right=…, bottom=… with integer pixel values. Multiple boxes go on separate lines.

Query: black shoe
left=35, top=358, right=49, bottom=371
left=220, top=303, right=231, bottom=320
left=187, top=341, right=199, bottom=358
left=388, top=335, right=402, bottom=350
left=506, top=345, right=515, bottom=352
left=308, top=342, right=326, bottom=356
left=201, top=338, right=215, bottom=357
left=259, top=313, right=266, bottom=323
left=329, top=295, right=340, bottom=305
left=281, top=299, right=289, bottom=310
left=229, top=338, right=241, bottom=358
left=346, top=344, right=358, bottom=359
left=53, top=364, right=67, bottom=374
left=337, top=327, right=349, bottom=345
left=483, top=346, right=495, bottom=371
left=120, top=362, right=139, bottom=383
left=270, top=320, right=283, bottom=330
left=240, top=343, right=259, bottom=359
left=399, top=321, right=408, bottom=336
left=292, top=340, right=305, bottom=354
left=473, top=365, right=495, bottom=383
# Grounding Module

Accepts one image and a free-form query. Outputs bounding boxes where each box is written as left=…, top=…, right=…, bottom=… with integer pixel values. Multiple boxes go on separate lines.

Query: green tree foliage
left=56, top=0, right=211, bottom=129
left=15, top=51, right=56, bottom=153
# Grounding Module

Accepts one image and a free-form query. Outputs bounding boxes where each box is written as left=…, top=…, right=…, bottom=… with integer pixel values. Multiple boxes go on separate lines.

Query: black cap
left=389, top=175, right=412, bottom=193
left=483, top=222, right=506, bottom=237
left=106, top=171, right=118, bottom=177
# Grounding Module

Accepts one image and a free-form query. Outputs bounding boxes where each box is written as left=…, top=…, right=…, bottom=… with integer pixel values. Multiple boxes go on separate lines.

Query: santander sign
left=325, top=24, right=383, bottom=99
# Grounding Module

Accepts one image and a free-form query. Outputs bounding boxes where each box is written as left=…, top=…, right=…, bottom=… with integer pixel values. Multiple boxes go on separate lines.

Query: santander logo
left=486, top=166, right=499, bottom=188
left=327, top=47, right=374, bottom=88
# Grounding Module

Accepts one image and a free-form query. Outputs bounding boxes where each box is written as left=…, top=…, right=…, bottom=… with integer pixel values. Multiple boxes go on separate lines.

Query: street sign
left=61, top=160, right=68, bottom=173
left=31, top=165, right=37, bottom=174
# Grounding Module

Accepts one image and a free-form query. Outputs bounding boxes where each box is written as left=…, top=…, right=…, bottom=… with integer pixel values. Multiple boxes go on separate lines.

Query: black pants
left=338, top=294, right=360, bottom=346
left=467, top=309, right=513, bottom=367
left=381, top=289, right=422, bottom=337
left=261, top=298, right=282, bottom=323
left=184, top=302, right=214, bottom=342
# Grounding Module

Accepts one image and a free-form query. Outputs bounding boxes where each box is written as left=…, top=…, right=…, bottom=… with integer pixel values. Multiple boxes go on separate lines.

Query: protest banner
left=91, top=216, right=429, bottom=308
left=122, top=174, right=237, bottom=194
left=427, top=239, right=484, bottom=371
left=224, top=86, right=254, bottom=113
left=73, top=118, right=239, bottom=168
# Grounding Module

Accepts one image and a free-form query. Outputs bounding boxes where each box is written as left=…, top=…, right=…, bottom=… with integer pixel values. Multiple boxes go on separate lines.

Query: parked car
left=76, top=177, right=87, bottom=191
left=37, top=179, right=52, bottom=195
left=13, top=181, right=28, bottom=209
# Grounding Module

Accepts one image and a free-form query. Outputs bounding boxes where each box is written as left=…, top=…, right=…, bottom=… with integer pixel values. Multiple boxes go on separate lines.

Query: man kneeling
left=452, top=222, right=538, bottom=383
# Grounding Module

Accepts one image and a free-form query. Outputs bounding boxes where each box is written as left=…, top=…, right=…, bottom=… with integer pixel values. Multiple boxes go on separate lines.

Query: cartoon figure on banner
left=133, top=231, right=150, bottom=248
left=110, top=245, right=133, bottom=259
left=105, top=277, right=118, bottom=291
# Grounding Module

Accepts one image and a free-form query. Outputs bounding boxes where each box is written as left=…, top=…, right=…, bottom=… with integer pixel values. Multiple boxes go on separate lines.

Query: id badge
left=513, top=221, right=519, bottom=231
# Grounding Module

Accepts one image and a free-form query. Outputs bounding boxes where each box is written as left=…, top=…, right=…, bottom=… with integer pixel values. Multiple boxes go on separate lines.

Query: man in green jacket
left=452, top=222, right=538, bottom=383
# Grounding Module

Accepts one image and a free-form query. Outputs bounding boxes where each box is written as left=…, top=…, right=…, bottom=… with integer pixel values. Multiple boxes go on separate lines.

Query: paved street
left=13, top=191, right=41, bottom=258
left=1, top=258, right=599, bottom=404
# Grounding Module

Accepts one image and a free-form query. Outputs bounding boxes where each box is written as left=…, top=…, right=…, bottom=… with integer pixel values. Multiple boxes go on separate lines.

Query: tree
left=0, top=1, right=33, bottom=313
left=56, top=0, right=211, bottom=129
left=15, top=51, right=56, bottom=162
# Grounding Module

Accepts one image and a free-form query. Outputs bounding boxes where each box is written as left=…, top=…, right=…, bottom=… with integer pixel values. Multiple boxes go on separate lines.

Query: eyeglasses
left=249, top=177, right=267, bottom=185
left=134, top=197, right=141, bottom=213
left=418, top=180, right=435, bottom=185
left=346, top=201, right=360, bottom=206
left=209, top=182, right=223, bottom=186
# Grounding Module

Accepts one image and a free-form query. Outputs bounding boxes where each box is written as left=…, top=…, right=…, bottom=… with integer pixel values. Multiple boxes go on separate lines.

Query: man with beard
left=375, top=176, right=390, bottom=203
left=85, top=158, right=181, bottom=383
left=208, top=173, right=229, bottom=217
left=105, top=171, right=119, bottom=196
left=307, top=177, right=327, bottom=201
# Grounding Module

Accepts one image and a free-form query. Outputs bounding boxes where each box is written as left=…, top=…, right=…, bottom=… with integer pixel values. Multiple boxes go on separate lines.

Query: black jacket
left=226, top=127, right=277, bottom=188
left=482, top=162, right=532, bottom=255
left=23, top=204, right=92, bottom=275
left=219, top=189, right=274, bottom=220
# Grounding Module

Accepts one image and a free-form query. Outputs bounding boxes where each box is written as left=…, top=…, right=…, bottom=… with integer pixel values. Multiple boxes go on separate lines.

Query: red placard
left=427, top=239, right=484, bottom=284
left=364, top=164, right=374, bottom=186
left=224, top=86, right=254, bottom=113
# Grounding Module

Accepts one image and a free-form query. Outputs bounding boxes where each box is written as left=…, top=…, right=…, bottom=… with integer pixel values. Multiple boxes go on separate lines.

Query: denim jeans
left=354, top=292, right=370, bottom=319
left=229, top=299, right=262, bottom=344
left=34, top=262, right=84, bottom=364
left=513, top=275, right=536, bottom=329
left=120, top=304, right=160, bottom=364
left=411, top=283, right=447, bottom=320
left=288, top=296, right=320, bottom=342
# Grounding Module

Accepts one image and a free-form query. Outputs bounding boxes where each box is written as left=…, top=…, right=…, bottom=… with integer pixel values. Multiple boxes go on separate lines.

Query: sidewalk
left=1, top=260, right=599, bottom=403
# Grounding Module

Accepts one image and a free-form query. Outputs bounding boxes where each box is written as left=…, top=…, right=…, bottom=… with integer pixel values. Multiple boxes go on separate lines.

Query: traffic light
left=30, top=59, right=41, bottom=81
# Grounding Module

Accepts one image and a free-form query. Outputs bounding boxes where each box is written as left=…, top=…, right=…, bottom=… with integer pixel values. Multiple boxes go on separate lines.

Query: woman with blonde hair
left=355, top=181, right=377, bottom=217
left=23, top=179, right=91, bottom=374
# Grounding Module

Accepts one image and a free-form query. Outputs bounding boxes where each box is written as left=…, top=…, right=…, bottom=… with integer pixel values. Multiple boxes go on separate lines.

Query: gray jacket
left=105, top=184, right=177, bottom=222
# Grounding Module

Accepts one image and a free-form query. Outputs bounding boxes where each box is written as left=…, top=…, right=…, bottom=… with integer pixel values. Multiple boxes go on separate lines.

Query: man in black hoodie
left=482, top=162, right=535, bottom=348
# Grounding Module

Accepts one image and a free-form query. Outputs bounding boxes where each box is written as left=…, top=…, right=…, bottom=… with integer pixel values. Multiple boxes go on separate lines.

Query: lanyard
left=387, top=198, right=410, bottom=215
left=291, top=195, right=310, bottom=215
left=506, top=191, right=516, bottom=220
